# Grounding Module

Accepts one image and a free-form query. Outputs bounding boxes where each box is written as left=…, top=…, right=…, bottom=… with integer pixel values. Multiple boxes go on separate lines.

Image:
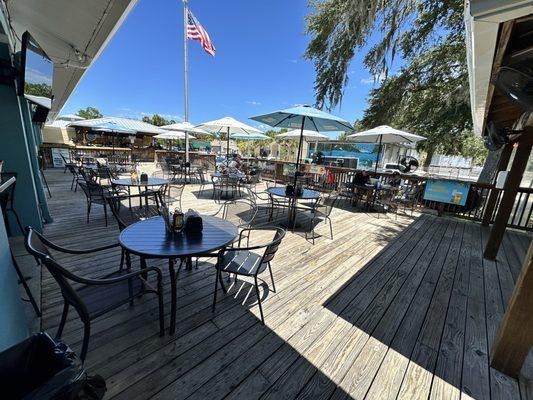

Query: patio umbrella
left=347, top=125, right=426, bottom=172
left=160, top=122, right=211, bottom=163
left=154, top=130, right=196, bottom=152
left=231, top=132, right=270, bottom=157
left=276, top=129, right=329, bottom=141
left=196, top=116, right=262, bottom=158
left=92, top=121, right=137, bottom=154
left=230, top=132, right=270, bottom=140
left=251, top=105, right=352, bottom=187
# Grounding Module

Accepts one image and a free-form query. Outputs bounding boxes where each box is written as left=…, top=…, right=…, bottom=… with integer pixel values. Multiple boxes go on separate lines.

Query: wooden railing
left=256, top=159, right=532, bottom=232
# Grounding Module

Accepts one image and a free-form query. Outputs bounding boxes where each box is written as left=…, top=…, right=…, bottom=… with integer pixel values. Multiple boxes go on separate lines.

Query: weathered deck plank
left=16, top=169, right=531, bottom=400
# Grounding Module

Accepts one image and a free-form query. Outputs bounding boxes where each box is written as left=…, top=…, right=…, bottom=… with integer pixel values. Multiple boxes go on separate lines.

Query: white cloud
left=246, top=100, right=261, bottom=106
left=360, top=71, right=386, bottom=85
left=287, top=59, right=298, bottom=64
left=25, top=67, right=52, bottom=85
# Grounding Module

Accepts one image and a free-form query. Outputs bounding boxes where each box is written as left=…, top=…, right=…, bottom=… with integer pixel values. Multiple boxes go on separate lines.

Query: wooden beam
left=484, top=130, right=533, bottom=260
left=481, top=143, right=513, bottom=226
left=483, top=21, right=515, bottom=135
left=491, top=240, right=533, bottom=376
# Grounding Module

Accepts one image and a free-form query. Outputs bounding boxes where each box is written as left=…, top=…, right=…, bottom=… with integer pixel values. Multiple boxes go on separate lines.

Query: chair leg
left=103, top=202, right=108, bottom=226
left=56, top=303, right=69, bottom=339
left=86, top=202, right=91, bottom=224
left=268, top=262, right=276, bottom=292
left=9, top=209, right=24, bottom=236
left=157, top=277, right=165, bottom=336
left=80, top=320, right=91, bottom=361
left=254, top=276, right=265, bottom=324
left=212, top=267, right=220, bottom=312
left=119, top=249, right=125, bottom=271
left=328, top=216, right=333, bottom=240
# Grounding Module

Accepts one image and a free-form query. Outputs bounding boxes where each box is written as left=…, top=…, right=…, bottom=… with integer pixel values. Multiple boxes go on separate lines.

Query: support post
left=183, top=0, right=190, bottom=163
left=484, top=129, right=533, bottom=260
left=491, top=241, right=533, bottom=376
left=481, top=143, right=513, bottom=226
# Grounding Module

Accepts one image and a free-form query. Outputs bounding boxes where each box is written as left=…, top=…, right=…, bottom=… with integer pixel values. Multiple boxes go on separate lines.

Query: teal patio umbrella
left=251, top=105, right=352, bottom=186
left=231, top=132, right=270, bottom=157
left=92, top=121, right=137, bottom=154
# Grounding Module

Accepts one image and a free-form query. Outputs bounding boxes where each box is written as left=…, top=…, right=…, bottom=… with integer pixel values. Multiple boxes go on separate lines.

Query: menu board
left=51, top=148, right=71, bottom=168
left=305, top=164, right=326, bottom=175
left=423, top=179, right=471, bottom=206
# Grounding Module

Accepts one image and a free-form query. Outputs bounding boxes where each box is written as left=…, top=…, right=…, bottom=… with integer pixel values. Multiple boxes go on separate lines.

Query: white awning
left=3, top=0, right=138, bottom=121
left=465, top=0, right=533, bottom=136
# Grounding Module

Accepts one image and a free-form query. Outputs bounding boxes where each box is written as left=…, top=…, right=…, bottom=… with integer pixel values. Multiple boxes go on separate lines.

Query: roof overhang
left=1, top=0, right=138, bottom=121
left=465, top=0, right=533, bottom=136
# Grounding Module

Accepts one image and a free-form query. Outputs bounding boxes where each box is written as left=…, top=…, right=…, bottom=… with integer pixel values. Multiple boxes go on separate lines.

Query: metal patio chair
left=78, top=180, right=110, bottom=226
left=24, top=227, right=164, bottom=361
left=212, top=226, right=286, bottom=324
left=307, top=191, right=339, bottom=244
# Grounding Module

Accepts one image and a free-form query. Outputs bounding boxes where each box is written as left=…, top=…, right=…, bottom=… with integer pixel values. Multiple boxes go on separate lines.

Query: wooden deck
left=15, top=168, right=532, bottom=399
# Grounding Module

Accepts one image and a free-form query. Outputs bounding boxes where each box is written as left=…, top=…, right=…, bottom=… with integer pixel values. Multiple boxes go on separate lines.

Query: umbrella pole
left=375, top=135, right=383, bottom=173
left=294, top=116, right=305, bottom=188
left=227, top=127, right=230, bottom=160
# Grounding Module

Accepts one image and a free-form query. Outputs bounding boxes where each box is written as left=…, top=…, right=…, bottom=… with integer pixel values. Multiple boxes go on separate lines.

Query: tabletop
left=119, top=215, right=238, bottom=258
left=111, top=177, right=169, bottom=187
left=267, top=187, right=320, bottom=200
left=211, top=172, right=246, bottom=179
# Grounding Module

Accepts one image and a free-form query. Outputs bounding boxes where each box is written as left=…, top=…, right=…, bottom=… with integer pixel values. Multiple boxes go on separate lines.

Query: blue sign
left=423, top=179, right=471, bottom=206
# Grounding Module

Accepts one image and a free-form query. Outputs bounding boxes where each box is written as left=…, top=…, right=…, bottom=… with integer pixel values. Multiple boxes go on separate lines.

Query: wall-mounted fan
left=493, top=60, right=533, bottom=112
left=399, top=156, right=419, bottom=173
left=484, top=121, right=512, bottom=151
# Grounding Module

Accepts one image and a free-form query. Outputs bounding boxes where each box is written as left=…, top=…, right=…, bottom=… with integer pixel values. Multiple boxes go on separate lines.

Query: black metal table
left=119, top=215, right=238, bottom=334
left=111, top=177, right=169, bottom=207
left=267, top=187, right=320, bottom=228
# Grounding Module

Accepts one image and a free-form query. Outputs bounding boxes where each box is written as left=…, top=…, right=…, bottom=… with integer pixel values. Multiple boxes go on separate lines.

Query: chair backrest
left=223, top=199, right=257, bottom=228
left=107, top=191, right=165, bottom=231
left=320, top=191, right=339, bottom=217
left=261, top=227, right=286, bottom=264
left=78, top=180, right=104, bottom=201
left=78, top=167, right=96, bottom=183
left=24, top=227, right=88, bottom=318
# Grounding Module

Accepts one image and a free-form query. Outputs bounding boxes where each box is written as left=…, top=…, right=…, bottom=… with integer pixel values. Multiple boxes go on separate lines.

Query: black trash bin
left=0, top=332, right=87, bottom=399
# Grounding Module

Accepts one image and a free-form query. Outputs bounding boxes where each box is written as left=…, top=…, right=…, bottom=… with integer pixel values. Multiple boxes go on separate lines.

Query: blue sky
left=62, top=0, right=384, bottom=138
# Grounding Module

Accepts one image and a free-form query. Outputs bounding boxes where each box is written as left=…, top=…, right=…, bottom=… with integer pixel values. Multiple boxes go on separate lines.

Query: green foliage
left=461, top=134, right=489, bottom=166
left=305, top=0, right=486, bottom=166
left=77, top=107, right=103, bottom=120
left=24, top=82, right=52, bottom=98
left=142, top=114, right=176, bottom=127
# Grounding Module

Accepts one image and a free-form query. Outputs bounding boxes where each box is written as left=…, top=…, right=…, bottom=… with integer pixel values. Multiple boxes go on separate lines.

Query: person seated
left=387, top=171, right=402, bottom=187
left=228, top=154, right=242, bottom=170
left=353, top=170, right=370, bottom=186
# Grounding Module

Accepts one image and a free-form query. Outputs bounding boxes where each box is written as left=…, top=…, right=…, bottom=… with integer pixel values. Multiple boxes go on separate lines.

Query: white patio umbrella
left=196, top=116, right=262, bottom=157
left=160, top=122, right=210, bottom=162
left=154, top=131, right=196, bottom=152
left=347, top=125, right=425, bottom=172
left=276, top=129, right=329, bottom=141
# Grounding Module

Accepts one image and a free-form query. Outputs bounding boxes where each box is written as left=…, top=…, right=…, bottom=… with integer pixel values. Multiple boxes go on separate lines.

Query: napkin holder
left=285, top=184, right=294, bottom=196
left=140, top=173, right=148, bottom=183
left=184, top=210, right=203, bottom=234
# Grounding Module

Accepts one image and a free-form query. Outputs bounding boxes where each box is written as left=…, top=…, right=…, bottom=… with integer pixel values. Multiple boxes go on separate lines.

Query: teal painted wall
left=0, top=211, right=28, bottom=351
left=0, top=37, right=46, bottom=235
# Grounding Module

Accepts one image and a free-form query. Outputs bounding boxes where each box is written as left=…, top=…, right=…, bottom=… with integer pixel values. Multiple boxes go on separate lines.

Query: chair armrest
left=70, top=266, right=163, bottom=286
left=37, top=234, right=120, bottom=255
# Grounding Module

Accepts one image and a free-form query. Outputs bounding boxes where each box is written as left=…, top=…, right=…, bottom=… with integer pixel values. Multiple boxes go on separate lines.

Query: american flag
left=187, top=10, right=215, bottom=56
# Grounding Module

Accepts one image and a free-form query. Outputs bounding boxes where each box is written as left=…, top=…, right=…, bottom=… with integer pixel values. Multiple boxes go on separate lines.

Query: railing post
left=484, top=131, right=533, bottom=260
left=481, top=143, right=513, bottom=226
left=491, top=241, right=533, bottom=377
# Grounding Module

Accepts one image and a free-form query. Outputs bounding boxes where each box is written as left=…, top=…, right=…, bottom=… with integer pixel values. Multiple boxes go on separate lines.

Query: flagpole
left=183, top=0, right=190, bottom=164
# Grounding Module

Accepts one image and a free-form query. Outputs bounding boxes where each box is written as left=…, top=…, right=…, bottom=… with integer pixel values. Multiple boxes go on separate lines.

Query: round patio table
left=111, top=177, right=169, bottom=208
left=111, top=177, right=169, bottom=187
left=267, top=187, right=320, bottom=228
left=119, top=215, right=238, bottom=334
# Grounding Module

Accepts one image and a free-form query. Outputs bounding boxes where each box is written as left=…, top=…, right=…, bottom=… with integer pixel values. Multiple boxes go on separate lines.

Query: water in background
left=308, top=142, right=380, bottom=169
